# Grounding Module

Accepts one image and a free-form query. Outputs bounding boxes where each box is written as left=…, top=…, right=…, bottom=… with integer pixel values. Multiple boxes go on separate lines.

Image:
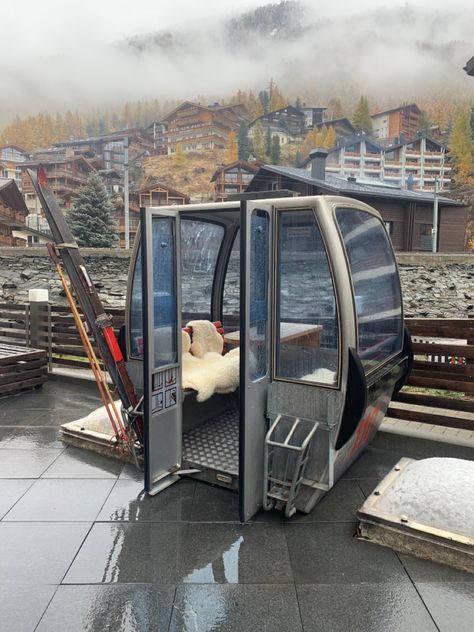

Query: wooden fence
left=0, top=302, right=473, bottom=430
left=389, top=318, right=474, bottom=431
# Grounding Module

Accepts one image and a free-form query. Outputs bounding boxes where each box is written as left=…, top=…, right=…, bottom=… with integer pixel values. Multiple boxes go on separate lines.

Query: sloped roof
left=371, top=103, right=422, bottom=118
left=211, top=160, right=261, bottom=181
left=134, top=181, right=190, bottom=201
left=246, top=164, right=463, bottom=206
left=0, top=178, right=28, bottom=215
left=162, top=101, right=249, bottom=123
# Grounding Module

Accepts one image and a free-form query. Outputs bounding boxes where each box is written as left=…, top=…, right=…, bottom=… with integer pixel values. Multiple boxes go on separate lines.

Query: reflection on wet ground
left=0, top=376, right=473, bottom=631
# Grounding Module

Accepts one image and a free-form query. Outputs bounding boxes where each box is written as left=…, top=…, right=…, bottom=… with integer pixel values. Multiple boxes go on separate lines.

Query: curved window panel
left=129, top=246, right=143, bottom=359
left=180, top=220, right=224, bottom=321
left=222, top=229, right=240, bottom=327
left=250, top=211, right=269, bottom=381
left=276, top=209, right=339, bottom=385
left=336, top=207, right=403, bottom=372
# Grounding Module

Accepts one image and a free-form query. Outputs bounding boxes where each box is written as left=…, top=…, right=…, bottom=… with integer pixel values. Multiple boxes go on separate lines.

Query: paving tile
left=3, top=426, right=64, bottom=449
left=63, top=522, right=187, bottom=584
left=285, top=522, right=407, bottom=584
left=398, top=553, right=474, bottom=583
left=356, top=478, right=381, bottom=498
left=0, top=427, right=17, bottom=446
left=0, top=583, right=56, bottom=632
left=169, top=584, right=302, bottom=632
left=0, top=522, right=91, bottom=584
left=3, top=478, right=115, bottom=521
left=181, top=523, right=293, bottom=584
left=0, top=479, right=36, bottom=519
left=342, top=447, right=405, bottom=481
left=416, top=582, right=474, bottom=632
left=289, top=479, right=365, bottom=523
left=28, top=405, right=103, bottom=426
left=190, top=482, right=240, bottom=522
left=41, top=446, right=123, bottom=478
left=0, top=448, right=61, bottom=478
left=297, top=583, right=437, bottom=632
left=36, top=584, right=175, bottom=632
left=0, top=380, right=101, bottom=413
left=119, top=463, right=144, bottom=481
left=0, top=406, right=46, bottom=426
left=97, top=478, right=195, bottom=522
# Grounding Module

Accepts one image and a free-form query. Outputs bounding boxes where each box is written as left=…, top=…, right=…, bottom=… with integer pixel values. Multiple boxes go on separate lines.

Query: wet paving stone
left=398, top=553, right=474, bottom=583
left=0, top=406, right=46, bottom=426
left=0, top=448, right=62, bottom=478
left=2, top=426, right=64, bottom=450
left=180, top=523, right=293, bottom=584
left=41, top=446, right=124, bottom=478
left=0, top=522, right=91, bottom=584
left=341, top=447, right=405, bottom=481
left=289, top=479, right=365, bottom=523
left=97, top=478, right=195, bottom=522
left=0, top=479, right=35, bottom=519
left=190, top=482, right=240, bottom=522
left=169, top=584, right=302, bottom=632
left=297, top=583, right=438, bottom=632
left=63, top=522, right=188, bottom=584
left=416, top=582, right=474, bottom=632
left=0, top=583, right=56, bottom=632
left=285, top=522, right=407, bottom=585
left=3, top=478, right=116, bottom=521
left=36, top=584, right=176, bottom=632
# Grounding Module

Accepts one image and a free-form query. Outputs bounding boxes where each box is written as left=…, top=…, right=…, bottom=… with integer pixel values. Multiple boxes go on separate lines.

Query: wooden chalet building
left=314, top=117, right=356, bottom=140
left=371, top=104, right=422, bottom=144
left=246, top=149, right=468, bottom=252
left=0, top=178, right=28, bottom=246
left=163, top=101, right=249, bottom=154
left=20, top=155, right=96, bottom=213
left=211, top=160, right=260, bottom=202
left=112, top=183, right=190, bottom=248
left=0, top=145, right=28, bottom=190
left=249, top=106, right=307, bottom=145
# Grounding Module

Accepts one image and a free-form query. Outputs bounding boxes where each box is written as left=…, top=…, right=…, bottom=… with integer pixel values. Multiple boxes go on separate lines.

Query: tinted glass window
left=336, top=207, right=403, bottom=371
left=130, top=247, right=143, bottom=359
left=276, top=209, right=339, bottom=385
left=181, top=220, right=224, bottom=320
left=250, top=211, right=269, bottom=381
left=151, top=217, right=177, bottom=369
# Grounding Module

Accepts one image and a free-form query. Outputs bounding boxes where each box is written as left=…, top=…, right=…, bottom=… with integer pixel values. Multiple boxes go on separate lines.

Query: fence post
left=28, top=290, right=51, bottom=369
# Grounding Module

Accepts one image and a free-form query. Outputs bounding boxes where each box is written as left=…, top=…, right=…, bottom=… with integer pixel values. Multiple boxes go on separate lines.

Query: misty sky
left=1, top=0, right=474, bottom=124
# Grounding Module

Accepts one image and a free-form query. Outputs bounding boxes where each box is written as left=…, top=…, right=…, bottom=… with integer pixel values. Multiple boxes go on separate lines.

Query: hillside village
left=1, top=91, right=473, bottom=251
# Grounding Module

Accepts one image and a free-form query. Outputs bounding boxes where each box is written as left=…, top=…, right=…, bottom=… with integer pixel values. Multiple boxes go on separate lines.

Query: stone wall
left=0, top=247, right=473, bottom=318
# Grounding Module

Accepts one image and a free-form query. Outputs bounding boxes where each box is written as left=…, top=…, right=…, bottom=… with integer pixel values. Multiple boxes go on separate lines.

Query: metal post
left=124, top=137, right=130, bottom=250
left=432, top=177, right=439, bottom=253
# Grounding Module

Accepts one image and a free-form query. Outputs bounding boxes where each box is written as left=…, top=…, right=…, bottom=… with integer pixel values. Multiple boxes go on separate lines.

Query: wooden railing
left=1, top=303, right=473, bottom=430
left=389, top=318, right=474, bottom=430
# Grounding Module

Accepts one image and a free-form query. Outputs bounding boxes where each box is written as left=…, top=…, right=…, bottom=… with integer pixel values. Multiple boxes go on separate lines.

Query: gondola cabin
left=126, top=196, right=411, bottom=521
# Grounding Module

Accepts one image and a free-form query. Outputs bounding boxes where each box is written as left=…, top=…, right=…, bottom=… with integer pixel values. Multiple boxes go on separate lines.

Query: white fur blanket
left=186, top=319, right=223, bottom=357
left=182, top=329, right=239, bottom=402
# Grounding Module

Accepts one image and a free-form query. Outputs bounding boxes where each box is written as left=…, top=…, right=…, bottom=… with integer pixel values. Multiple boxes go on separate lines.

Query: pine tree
left=327, top=97, right=344, bottom=119
left=352, top=96, right=373, bottom=134
left=418, top=110, right=432, bottom=136
left=67, top=174, right=118, bottom=248
left=270, top=135, right=281, bottom=164
left=265, top=127, right=272, bottom=158
left=258, top=90, right=270, bottom=115
left=252, top=122, right=266, bottom=161
left=237, top=121, right=250, bottom=161
left=323, top=126, right=336, bottom=148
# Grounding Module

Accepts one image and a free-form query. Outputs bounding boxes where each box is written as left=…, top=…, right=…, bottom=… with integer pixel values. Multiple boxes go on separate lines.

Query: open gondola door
left=239, top=201, right=274, bottom=522
left=141, top=207, right=182, bottom=495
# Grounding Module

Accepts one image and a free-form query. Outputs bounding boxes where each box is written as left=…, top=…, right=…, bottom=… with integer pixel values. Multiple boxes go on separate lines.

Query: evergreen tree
left=418, top=110, right=432, bottom=136
left=237, top=121, right=250, bottom=160
left=265, top=127, right=272, bottom=157
left=67, top=174, right=118, bottom=248
left=270, top=135, right=281, bottom=164
left=258, top=90, right=270, bottom=115
left=295, top=96, right=303, bottom=110
left=252, top=122, right=266, bottom=161
left=352, top=96, right=373, bottom=134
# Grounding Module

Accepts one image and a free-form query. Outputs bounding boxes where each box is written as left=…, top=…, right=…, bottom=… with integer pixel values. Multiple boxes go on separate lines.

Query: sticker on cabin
left=152, top=391, right=163, bottom=412
left=165, top=387, right=177, bottom=409
left=153, top=372, right=163, bottom=391
left=165, top=368, right=176, bottom=387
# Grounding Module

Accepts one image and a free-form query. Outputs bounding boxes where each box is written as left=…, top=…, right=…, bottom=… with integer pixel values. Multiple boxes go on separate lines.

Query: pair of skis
left=27, top=168, right=144, bottom=453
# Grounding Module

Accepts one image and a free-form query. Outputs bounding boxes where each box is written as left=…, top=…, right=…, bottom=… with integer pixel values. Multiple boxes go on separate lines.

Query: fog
left=1, top=0, right=473, bottom=125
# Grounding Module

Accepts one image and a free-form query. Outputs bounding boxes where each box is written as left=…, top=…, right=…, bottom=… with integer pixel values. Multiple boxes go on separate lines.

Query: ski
left=27, top=167, right=144, bottom=444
